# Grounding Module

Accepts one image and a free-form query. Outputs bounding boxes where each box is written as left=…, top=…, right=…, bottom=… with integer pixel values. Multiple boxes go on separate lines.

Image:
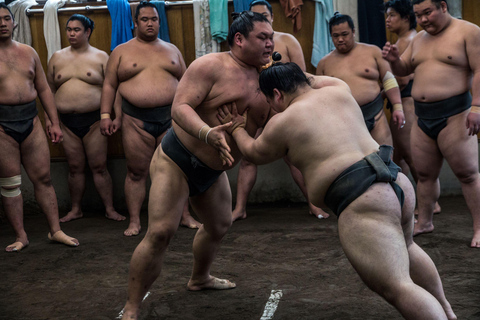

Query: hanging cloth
left=311, top=0, right=334, bottom=68
left=193, top=0, right=219, bottom=58
left=106, top=0, right=134, bottom=51
left=8, top=0, right=38, bottom=46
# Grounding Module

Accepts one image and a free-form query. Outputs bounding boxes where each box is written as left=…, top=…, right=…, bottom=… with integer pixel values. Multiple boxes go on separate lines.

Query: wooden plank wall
left=26, top=0, right=480, bottom=158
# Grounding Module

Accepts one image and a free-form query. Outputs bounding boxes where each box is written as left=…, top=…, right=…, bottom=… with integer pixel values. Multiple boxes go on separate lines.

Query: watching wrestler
left=47, top=14, right=125, bottom=223
left=219, top=61, right=456, bottom=320
left=316, top=13, right=405, bottom=147
left=383, top=0, right=480, bottom=247
left=0, top=3, right=79, bottom=252
left=120, top=11, right=273, bottom=319
left=233, top=0, right=328, bottom=222
left=100, top=1, right=199, bottom=236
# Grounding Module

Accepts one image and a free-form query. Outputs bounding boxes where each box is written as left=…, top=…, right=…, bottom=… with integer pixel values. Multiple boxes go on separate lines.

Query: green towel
left=209, top=0, right=228, bottom=43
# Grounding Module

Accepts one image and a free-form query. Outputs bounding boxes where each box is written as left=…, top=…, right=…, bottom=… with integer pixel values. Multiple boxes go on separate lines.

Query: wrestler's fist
left=382, top=42, right=400, bottom=62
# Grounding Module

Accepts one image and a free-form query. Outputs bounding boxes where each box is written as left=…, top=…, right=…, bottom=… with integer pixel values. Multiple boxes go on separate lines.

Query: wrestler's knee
left=144, top=225, right=177, bottom=248
left=239, top=158, right=255, bottom=169
left=455, top=169, right=480, bottom=185
left=126, top=168, right=148, bottom=182
left=205, top=218, right=232, bottom=240
left=0, top=175, right=22, bottom=197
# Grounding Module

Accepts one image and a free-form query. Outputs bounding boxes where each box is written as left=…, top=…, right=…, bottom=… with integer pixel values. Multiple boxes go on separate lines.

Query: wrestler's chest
left=411, top=40, right=468, bottom=68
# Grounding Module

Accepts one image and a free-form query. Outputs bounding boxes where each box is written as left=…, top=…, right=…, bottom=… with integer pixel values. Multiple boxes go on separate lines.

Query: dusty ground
left=1, top=196, right=479, bottom=320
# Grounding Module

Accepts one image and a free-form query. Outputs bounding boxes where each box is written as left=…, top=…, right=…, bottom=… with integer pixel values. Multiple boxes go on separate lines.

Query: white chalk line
left=260, top=289, right=283, bottom=320
left=116, top=291, right=151, bottom=319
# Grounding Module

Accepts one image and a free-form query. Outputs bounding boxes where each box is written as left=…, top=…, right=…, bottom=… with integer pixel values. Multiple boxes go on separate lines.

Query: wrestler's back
left=116, top=39, right=183, bottom=108
left=320, top=44, right=381, bottom=106
left=0, top=42, right=38, bottom=105
left=51, top=47, right=106, bottom=113
left=410, top=19, right=476, bottom=102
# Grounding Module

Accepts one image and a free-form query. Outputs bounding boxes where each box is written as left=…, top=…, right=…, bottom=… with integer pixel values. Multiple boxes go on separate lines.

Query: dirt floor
left=1, top=195, right=479, bottom=320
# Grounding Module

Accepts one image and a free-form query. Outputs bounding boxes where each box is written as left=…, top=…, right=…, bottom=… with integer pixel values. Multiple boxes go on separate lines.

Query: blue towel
left=107, top=0, right=134, bottom=51
left=233, top=0, right=250, bottom=12
left=209, top=0, right=228, bottom=43
left=311, top=0, right=334, bottom=67
left=151, top=1, right=170, bottom=42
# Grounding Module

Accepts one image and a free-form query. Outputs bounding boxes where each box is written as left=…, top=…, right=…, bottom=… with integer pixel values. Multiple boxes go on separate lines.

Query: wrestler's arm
left=465, top=24, right=480, bottom=135
left=393, top=37, right=414, bottom=88
left=283, top=34, right=306, bottom=71
left=44, top=52, right=59, bottom=135
left=382, top=41, right=413, bottom=77
left=100, top=48, right=121, bottom=136
left=33, top=49, right=62, bottom=143
left=315, top=57, right=326, bottom=75
left=307, top=74, right=350, bottom=92
left=99, top=50, right=122, bottom=133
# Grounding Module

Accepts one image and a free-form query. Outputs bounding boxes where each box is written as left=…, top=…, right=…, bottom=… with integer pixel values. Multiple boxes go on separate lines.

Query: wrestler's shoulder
left=13, top=41, right=38, bottom=55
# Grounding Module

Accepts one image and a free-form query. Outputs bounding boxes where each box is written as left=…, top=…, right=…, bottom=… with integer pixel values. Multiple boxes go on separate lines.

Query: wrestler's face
left=135, top=7, right=160, bottom=40
left=250, top=5, right=273, bottom=24
left=241, top=21, right=274, bottom=67
left=413, top=0, right=448, bottom=35
left=385, top=8, right=409, bottom=34
left=331, top=22, right=355, bottom=53
left=0, top=8, right=15, bottom=40
left=66, top=20, right=90, bottom=46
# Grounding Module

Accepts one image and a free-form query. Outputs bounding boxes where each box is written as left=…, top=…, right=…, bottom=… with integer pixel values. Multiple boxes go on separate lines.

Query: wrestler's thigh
left=20, top=118, right=52, bottom=181
left=438, top=110, right=479, bottom=175
left=83, top=122, right=108, bottom=169
left=0, top=126, right=21, bottom=177
left=189, top=172, right=232, bottom=232
left=410, top=121, right=443, bottom=179
left=122, top=114, right=156, bottom=174
left=60, top=123, right=86, bottom=169
left=371, top=112, right=393, bottom=146
left=147, top=146, right=190, bottom=231
left=338, top=185, right=410, bottom=292
left=395, top=173, right=416, bottom=243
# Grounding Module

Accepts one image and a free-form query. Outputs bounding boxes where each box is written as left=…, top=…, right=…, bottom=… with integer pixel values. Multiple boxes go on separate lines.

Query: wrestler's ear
left=234, top=32, right=244, bottom=47
left=273, top=88, right=283, bottom=104
left=440, top=1, right=447, bottom=13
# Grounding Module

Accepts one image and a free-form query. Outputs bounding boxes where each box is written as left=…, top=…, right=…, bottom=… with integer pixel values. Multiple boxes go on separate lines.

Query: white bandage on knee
left=383, top=71, right=399, bottom=92
left=0, top=175, right=21, bottom=197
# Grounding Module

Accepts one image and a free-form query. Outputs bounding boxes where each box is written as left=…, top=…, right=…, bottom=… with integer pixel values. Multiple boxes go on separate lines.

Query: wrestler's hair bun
left=272, top=52, right=282, bottom=62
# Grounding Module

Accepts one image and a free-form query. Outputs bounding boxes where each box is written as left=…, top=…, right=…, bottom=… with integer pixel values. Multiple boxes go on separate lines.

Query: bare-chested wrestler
left=47, top=14, right=125, bottom=223
left=232, top=0, right=328, bottom=222
left=317, top=13, right=405, bottom=147
left=0, top=4, right=79, bottom=252
left=218, top=62, right=456, bottom=319
left=120, top=12, right=273, bottom=319
left=383, top=0, right=480, bottom=247
left=100, top=2, right=199, bottom=236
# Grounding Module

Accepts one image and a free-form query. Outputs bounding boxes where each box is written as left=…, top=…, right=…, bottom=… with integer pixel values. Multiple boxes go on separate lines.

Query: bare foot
left=443, top=303, right=457, bottom=320
left=180, top=214, right=201, bottom=229
left=48, top=230, right=79, bottom=246
left=434, top=201, right=441, bottom=214
left=470, top=230, right=480, bottom=248
left=121, top=309, right=138, bottom=320
left=124, top=222, right=141, bottom=236
left=187, top=276, right=236, bottom=291
left=59, top=210, right=83, bottom=223
left=5, top=238, right=29, bottom=252
left=232, top=208, right=247, bottom=222
left=413, top=222, right=434, bottom=236
left=105, top=209, right=126, bottom=221
left=309, top=205, right=330, bottom=219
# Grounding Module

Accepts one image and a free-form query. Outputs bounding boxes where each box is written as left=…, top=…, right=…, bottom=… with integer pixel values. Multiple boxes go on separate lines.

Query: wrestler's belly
left=118, top=75, right=178, bottom=108
left=349, top=82, right=381, bottom=106
left=55, top=81, right=101, bottom=113
left=0, top=84, right=37, bottom=105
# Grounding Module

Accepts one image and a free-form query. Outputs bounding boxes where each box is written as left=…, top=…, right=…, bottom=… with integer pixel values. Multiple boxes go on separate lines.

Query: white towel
left=43, top=0, right=75, bottom=62
left=193, top=0, right=219, bottom=59
left=8, top=0, right=38, bottom=46
left=333, top=0, right=359, bottom=41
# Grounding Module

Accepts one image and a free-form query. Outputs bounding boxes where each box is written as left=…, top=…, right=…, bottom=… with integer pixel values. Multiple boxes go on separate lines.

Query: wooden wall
left=26, top=0, right=480, bottom=158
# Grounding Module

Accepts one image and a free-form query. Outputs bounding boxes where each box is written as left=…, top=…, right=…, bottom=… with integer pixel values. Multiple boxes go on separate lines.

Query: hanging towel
left=150, top=1, right=170, bottom=42
left=233, top=0, right=250, bottom=13
left=357, top=0, right=386, bottom=49
left=8, top=0, right=37, bottom=46
left=279, top=0, right=303, bottom=33
left=209, top=0, right=228, bottom=43
left=130, top=2, right=139, bottom=37
left=311, top=0, right=334, bottom=68
left=333, top=0, right=359, bottom=41
left=107, top=0, right=133, bottom=51
left=193, top=0, right=219, bottom=58
left=43, top=0, right=74, bottom=62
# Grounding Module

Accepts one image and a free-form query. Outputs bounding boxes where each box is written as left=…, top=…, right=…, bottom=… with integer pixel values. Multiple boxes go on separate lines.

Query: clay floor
left=1, top=196, right=479, bottom=320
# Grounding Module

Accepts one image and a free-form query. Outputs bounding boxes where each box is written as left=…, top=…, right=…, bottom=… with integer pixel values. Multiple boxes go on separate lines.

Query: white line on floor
left=116, top=291, right=151, bottom=319
left=260, top=289, right=283, bottom=320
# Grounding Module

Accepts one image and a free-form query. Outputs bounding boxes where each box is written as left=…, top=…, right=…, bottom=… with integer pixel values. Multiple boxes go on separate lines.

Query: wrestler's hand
left=208, top=124, right=235, bottom=166
left=112, top=117, right=122, bottom=133
left=382, top=42, right=400, bottom=62
left=217, top=103, right=233, bottom=124
left=100, top=118, right=114, bottom=136
left=218, top=102, right=248, bottom=135
left=466, top=111, right=480, bottom=135
left=44, top=117, right=53, bottom=138
left=49, top=123, right=63, bottom=144
left=392, top=109, right=406, bottom=129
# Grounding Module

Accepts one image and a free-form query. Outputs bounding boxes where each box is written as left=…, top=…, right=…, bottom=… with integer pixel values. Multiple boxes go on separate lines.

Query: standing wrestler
left=120, top=12, right=273, bottom=319
left=232, top=0, right=328, bottom=221
left=47, top=14, right=125, bottom=223
left=316, top=13, right=405, bottom=146
left=383, top=0, right=480, bottom=247
left=0, top=4, right=79, bottom=251
left=219, top=62, right=456, bottom=319
left=100, top=2, right=199, bottom=236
